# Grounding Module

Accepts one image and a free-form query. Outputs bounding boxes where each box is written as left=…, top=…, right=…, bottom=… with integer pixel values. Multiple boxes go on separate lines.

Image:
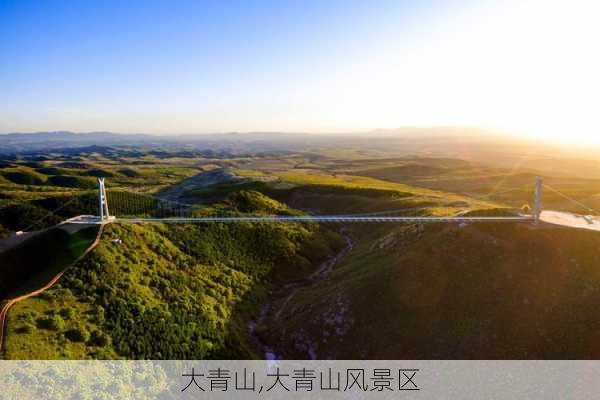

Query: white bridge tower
left=98, top=178, right=110, bottom=221
left=533, top=176, right=543, bottom=223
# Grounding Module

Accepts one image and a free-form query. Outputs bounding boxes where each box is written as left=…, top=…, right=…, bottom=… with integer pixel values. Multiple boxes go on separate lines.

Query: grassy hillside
left=0, top=226, right=99, bottom=300
left=0, top=153, right=206, bottom=235
left=2, top=191, right=344, bottom=359
left=5, top=147, right=600, bottom=361
left=263, top=221, right=600, bottom=359
left=226, top=169, right=506, bottom=219
left=336, top=157, right=600, bottom=212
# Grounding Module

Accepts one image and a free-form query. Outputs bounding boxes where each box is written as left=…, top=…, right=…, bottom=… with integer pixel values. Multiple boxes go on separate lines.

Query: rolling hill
left=1, top=191, right=344, bottom=359
left=3, top=145, right=600, bottom=360
left=262, top=220, right=600, bottom=359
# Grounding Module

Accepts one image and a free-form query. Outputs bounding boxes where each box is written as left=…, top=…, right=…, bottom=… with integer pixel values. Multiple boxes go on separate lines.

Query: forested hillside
left=3, top=191, right=344, bottom=359
left=265, top=220, right=600, bottom=359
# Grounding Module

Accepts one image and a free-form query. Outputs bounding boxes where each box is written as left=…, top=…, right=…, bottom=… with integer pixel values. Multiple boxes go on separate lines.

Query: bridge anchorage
left=66, top=177, right=553, bottom=225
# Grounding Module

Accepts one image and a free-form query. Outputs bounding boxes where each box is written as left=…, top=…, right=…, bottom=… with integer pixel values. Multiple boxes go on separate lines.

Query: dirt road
left=0, top=225, right=104, bottom=355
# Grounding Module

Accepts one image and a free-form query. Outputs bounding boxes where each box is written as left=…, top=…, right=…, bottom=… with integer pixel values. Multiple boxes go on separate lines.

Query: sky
left=1, top=0, right=599, bottom=144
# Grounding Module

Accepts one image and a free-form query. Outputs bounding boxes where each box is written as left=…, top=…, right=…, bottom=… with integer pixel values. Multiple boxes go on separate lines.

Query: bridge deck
left=117, top=215, right=532, bottom=223
left=66, top=214, right=533, bottom=225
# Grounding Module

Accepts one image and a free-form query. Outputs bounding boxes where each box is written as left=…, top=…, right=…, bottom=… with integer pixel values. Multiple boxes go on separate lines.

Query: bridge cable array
left=542, top=184, right=598, bottom=214
left=465, top=183, right=534, bottom=201
left=21, top=177, right=560, bottom=231
left=104, top=179, right=551, bottom=221
left=107, top=188, right=483, bottom=220
left=106, top=189, right=201, bottom=219
left=21, top=192, right=94, bottom=232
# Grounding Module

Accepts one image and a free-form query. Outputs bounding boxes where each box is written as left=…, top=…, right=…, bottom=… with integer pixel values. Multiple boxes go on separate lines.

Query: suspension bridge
left=47, top=177, right=598, bottom=231
left=59, top=177, right=529, bottom=223
left=1, top=175, right=598, bottom=351
left=4, top=176, right=599, bottom=355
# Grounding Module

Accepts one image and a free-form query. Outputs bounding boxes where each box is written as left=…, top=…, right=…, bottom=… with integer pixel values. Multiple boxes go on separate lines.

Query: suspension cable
left=107, top=188, right=197, bottom=209
left=21, top=193, right=84, bottom=232
left=464, top=183, right=532, bottom=202
left=543, top=184, right=597, bottom=214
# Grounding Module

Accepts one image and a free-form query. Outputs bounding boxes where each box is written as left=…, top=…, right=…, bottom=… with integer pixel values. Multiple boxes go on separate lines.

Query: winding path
left=0, top=225, right=104, bottom=355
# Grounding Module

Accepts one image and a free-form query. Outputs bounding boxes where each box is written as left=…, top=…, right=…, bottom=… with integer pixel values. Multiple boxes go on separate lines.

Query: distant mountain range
left=0, top=128, right=494, bottom=153
left=2, top=130, right=597, bottom=175
left=0, top=131, right=159, bottom=153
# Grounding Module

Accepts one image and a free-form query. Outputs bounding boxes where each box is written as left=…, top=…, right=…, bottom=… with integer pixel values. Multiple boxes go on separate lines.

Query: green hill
left=46, top=175, right=97, bottom=189
left=2, top=191, right=344, bottom=359
left=1, top=169, right=46, bottom=185
left=83, top=169, right=115, bottom=178
left=0, top=227, right=99, bottom=302
left=263, top=221, right=600, bottom=359
left=5, top=152, right=600, bottom=361
left=0, top=203, right=62, bottom=232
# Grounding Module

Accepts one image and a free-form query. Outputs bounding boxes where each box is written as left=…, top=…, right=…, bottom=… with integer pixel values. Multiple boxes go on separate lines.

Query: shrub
left=59, top=308, right=76, bottom=320
left=90, top=330, right=111, bottom=347
left=37, top=315, right=65, bottom=331
left=38, top=291, right=56, bottom=300
left=0, top=224, right=8, bottom=239
left=93, top=305, right=105, bottom=323
left=16, top=323, right=35, bottom=334
left=17, top=311, right=37, bottom=324
left=65, top=327, right=91, bottom=342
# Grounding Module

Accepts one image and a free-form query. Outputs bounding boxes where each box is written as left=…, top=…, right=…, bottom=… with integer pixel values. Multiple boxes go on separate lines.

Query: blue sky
left=1, top=0, right=599, bottom=144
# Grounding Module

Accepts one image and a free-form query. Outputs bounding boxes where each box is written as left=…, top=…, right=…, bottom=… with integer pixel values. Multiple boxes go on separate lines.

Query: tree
left=37, top=315, right=65, bottom=331
left=65, top=327, right=91, bottom=342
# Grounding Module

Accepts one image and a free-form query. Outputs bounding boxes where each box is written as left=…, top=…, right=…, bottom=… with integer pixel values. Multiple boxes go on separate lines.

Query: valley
left=2, top=137, right=600, bottom=359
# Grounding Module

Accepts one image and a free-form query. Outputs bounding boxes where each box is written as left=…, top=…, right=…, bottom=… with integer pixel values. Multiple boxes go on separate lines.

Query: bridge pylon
left=98, top=178, right=110, bottom=221
left=533, top=176, right=543, bottom=223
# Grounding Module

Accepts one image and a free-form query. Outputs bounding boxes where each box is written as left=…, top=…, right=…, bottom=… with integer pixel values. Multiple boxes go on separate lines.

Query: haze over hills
left=3, top=129, right=600, bottom=179
left=3, top=128, right=489, bottom=150
left=0, top=128, right=548, bottom=153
